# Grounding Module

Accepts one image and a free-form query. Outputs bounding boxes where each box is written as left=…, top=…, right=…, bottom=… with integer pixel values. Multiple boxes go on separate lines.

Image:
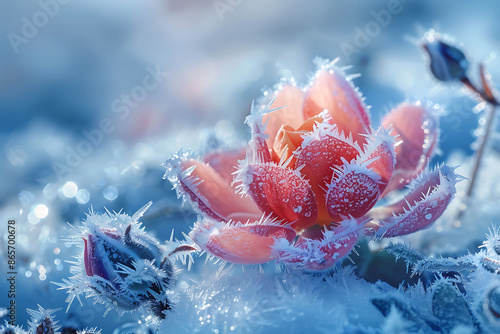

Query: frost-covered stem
left=466, top=103, right=496, bottom=198
left=455, top=74, right=498, bottom=220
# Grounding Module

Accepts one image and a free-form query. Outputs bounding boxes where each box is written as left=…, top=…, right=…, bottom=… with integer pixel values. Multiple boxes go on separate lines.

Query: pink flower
left=165, top=59, right=461, bottom=271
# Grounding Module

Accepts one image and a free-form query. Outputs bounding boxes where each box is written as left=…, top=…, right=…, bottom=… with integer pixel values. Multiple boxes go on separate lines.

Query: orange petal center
left=273, top=116, right=323, bottom=165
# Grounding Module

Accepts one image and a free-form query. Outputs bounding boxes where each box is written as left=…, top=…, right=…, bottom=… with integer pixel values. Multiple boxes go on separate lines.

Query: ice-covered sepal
left=272, top=218, right=366, bottom=271
left=56, top=202, right=196, bottom=319
left=189, top=214, right=296, bottom=265
left=369, top=164, right=462, bottom=238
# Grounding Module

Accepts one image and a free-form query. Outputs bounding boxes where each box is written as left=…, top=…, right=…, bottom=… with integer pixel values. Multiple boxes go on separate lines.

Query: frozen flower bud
left=27, top=306, right=60, bottom=334
left=58, top=202, right=196, bottom=319
left=422, top=30, right=469, bottom=82
left=0, top=324, right=27, bottom=334
left=76, top=329, right=102, bottom=334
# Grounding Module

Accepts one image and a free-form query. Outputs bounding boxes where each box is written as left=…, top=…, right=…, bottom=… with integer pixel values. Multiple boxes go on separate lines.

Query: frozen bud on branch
left=0, top=306, right=62, bottom=334
left=57, top=202, right=196, bottom=319
left=422, top=29, right=469, bottom=82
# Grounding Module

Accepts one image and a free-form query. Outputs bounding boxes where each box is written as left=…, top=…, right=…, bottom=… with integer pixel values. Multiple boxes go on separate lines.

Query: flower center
left=273, top=116, right=323, bottom=165
left=273, top=115, right=340, bottom=226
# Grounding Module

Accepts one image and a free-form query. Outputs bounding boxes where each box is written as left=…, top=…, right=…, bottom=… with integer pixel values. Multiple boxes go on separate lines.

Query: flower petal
left=245, top=103, right=275, bottom=163
left=369, top=164, right=460, bottom=237
left=326, top=161, right=381, bottom=222
left=164, top=151, right=262, bottom=222
left=261, top=83, right=306, bottom=150
left=356, top=126, right=397, bottom=195
left=303, top=59, right=370, bottom=144
left=234, top=160, right=318, bottom=231
left=83, top=237, right=93, bottom=277
left=85, top=232, right=125, bottom=286
left=202, top=148, right=246, bottom=185
left=272, top=220, right=363, bottom=271
left=295, top=121, right=361, bottom=224
left=190, top=216, right=296, bottom=264
left=381, top=102, right=439, bottom=195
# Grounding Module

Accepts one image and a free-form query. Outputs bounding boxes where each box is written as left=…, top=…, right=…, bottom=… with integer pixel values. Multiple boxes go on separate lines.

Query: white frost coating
left=159, top=262, right=386, bottom=333
left=117, top=259, right=172, bottom=295
left=190, top=214, right=291, bottom=259
left=295, top=117, right=362, bottom=158
left=232, top=154, right=255, bottom=197
left=407, top=163, right=463, bottom=193
left=163, top=149, right=194, bottom=182
left=27, top=305, right=61, bottom=334
left=356, top=125, right=398, bottom=166
left=163, top=150, right=223, bottom=219
left=272, top=217, right=365, bottom=268
left=305, top=56, right=371, bottom=125
left=418, top=101, right=442, bottom=161
left=317, top=109, right=333, bottom=121
left=163, top=150, right=202, bottom=208
left=334, top=216, right=371, bottom=239
left=256, top=76, right=301, bottom=110
left=480, top=225, right=500, bottom=255
left=233, top=158, right=311, bottom=198
left=328, top=159, right=382, bottom=189
left=375, top=164, right=463, bottom=238
left=386, top=100, right=442, bottom=169
left=244, top=99, right=281, bottom=141
left=132, top=201, right=153, bottom=222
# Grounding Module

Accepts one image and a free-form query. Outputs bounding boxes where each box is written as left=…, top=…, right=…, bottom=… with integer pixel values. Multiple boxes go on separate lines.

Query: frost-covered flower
left=57, top=202, right=195, bottom=318
left=165, top=58, right=461, bottom=271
